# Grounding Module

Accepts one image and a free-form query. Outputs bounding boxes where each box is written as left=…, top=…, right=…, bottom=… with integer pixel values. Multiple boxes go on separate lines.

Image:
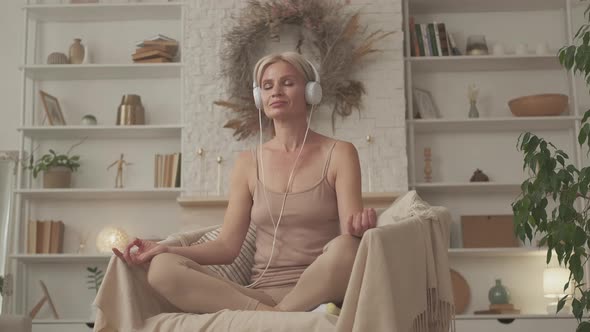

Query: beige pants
left=147, top=234, right=360, bottom=313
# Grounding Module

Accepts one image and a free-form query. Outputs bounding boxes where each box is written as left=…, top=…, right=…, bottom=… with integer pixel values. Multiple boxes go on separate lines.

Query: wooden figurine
left=107, top=153, right=133, bottom=188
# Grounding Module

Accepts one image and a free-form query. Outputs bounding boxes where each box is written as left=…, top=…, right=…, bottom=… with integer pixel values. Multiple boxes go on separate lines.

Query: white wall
left=182, top=0, right=407, bottom=195
left=0, top=0, right=24, bottom=151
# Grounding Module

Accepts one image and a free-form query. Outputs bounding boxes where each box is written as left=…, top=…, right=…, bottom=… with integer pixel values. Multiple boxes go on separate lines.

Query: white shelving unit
left=18, top=125, right=183, bottom=139
left=404, top=0, right=587, bottom=329
left=21, top=63, right=183, bottom=80
left=408, top=54, right=561, bottom=72
left=7, top=2, right=186, bottom=329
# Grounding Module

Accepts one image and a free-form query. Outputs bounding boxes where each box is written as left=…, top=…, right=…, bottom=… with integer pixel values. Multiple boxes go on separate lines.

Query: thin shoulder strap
left=322, top=140, right=338, bottom=178
left=251, top=148, right=259, bottom=180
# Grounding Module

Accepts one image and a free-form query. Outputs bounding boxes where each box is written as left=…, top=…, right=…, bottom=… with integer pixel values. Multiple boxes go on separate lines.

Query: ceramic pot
left=116, top=94, right=145, bottom=125
left=69, top=38, right=85, bottom=64
left=43, top=166, right=72, bottom=188
left=488, top=279, right=510, bottom=304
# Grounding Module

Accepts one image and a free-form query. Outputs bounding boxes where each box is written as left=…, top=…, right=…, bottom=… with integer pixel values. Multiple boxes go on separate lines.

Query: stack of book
left=155, top=153, right=181, bottom=188
left=409, top=18, right=461, bottom=57
left=27, top=220, right=65, bottom=254
left=132, top=34, right=179, bottom=63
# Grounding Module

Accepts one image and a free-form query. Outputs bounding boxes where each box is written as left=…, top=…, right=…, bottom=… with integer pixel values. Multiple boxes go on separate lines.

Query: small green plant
left=86, top=267, right=104, bottom=294
left=26, top=149, right=80, bottom=179
left=0, top=275, right=4, bottom=295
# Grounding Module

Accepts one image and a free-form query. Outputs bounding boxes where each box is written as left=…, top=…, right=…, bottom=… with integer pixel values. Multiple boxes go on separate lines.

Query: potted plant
left=86, top=266, right=104, bottom=327
left=513, top=2, right=590, bottom=330
left=26, top=149, right=80, bottom=188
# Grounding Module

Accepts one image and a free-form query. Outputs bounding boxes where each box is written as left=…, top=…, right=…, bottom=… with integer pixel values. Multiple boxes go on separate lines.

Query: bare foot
left=255, top=303, right=281, bottom=311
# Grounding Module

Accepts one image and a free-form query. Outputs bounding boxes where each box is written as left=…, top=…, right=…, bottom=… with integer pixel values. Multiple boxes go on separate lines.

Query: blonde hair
left=253, top=52, right=317, bottom=87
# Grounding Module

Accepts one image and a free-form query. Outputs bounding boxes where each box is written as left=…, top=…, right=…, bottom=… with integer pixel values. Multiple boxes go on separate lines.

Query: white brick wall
left=183, top=0, right=407, bottom=195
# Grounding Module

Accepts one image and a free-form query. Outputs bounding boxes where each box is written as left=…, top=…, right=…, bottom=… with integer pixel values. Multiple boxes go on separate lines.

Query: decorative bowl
left=508, top=93, right=568, bottom=117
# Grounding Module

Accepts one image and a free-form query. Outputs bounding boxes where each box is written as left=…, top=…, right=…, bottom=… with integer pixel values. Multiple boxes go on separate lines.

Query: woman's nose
left=271, top=85, right=283, bottom=96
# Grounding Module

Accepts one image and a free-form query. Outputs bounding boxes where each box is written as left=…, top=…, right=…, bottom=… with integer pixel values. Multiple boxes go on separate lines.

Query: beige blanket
left=94, top=193, right=453, bottom=332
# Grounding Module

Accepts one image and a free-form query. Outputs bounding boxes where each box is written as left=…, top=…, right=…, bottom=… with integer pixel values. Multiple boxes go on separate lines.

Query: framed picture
left=40, top=91, right=66, bottom=126
left=412, top=88, right=439, bottom=119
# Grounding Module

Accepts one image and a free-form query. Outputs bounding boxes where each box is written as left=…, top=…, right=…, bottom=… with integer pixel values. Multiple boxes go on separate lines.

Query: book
left=427, top=23, right=439, bottom=56
left=134, top=57, right=171, bottom=63
left=437, top=23, right=451, bottom=56
left=49, top=220, right=64, bottom=254
left=420, top=24, right=431, bottom=56
left=448, top=32, right=462, bottom=56
left=135, top=44, right=177, bottom=55
left=41, top=221, right=52, bottom=254
left=132, top=50, right=173, bottom=61
left=175, top=153, right=182, bottom=188
left=409, top=16, right=418, bottom=57
left=433, top=22, right=443, bottom=56
left=415, top=24, right=425, bottom=56
left=135, top=34, right=177, bottom=47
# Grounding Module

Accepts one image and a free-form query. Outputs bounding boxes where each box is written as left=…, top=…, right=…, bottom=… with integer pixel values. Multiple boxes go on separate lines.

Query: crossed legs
left=146, top=234, right=360, bottom=313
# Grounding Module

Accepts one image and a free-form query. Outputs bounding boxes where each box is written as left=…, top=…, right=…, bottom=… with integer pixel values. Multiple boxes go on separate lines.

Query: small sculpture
left=468, top=84, right=480, bottom=118
left=470, top=169, right=489, bottom=182
left=107, top=154, right=133, bottom=188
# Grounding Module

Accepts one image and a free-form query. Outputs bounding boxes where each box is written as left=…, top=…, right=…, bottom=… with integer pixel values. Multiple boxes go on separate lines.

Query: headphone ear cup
left=253, top=86, right=263, bottom=109
left=305, top=81, right=323, bottom=105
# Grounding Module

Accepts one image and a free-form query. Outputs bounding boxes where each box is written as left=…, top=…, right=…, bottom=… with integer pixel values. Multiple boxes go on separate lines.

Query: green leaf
left=577, top=321, right=590, bottom=332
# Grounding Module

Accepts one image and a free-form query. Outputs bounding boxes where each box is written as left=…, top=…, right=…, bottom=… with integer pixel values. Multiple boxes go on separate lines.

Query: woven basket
left=508, top=93, right=568, bottom=116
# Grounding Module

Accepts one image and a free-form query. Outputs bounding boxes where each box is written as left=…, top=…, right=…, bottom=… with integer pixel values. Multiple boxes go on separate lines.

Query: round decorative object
left=488, top=279, right=510, bottom=305
left=47, top=52, right=69, bottom=65
left=508, top=93, right=568, bottom=117
left=43, top=166, right=72, bottom=188
left=215, top=0, right=394, bottom=140
left=116, top=94, right=145, bottom=125
left=69, top=38, right=85, bottom=64
left=470, top=169, right=489, bottom=182
left=451, top=269, right=470, bottom=314
left=96, top=226, right=129, bottom=253
left=81, top=114, right=97, bottom=125
left=466, top=35, right=489, bottom=55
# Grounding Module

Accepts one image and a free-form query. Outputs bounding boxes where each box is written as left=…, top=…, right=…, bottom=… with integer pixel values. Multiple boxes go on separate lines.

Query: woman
left=113, top=52, right=377, bottom=313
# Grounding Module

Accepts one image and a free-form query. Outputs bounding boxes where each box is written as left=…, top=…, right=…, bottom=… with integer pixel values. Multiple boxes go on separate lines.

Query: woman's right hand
left=112, top=238, right=168, bottom=267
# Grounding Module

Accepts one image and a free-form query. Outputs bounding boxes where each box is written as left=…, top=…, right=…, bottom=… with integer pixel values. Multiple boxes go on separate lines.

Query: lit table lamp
left=543, top=267, right=572, bottom=315
left=96, top=226, right=129, bottom=253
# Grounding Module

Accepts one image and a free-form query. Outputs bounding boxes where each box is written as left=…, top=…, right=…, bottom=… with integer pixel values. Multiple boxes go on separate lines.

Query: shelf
left=33, top=319, right=90, bottom=325
left=409, top=116, right=577, bottom=133
left=410, top=0, right=564, bottom=14
left=448, top=247, right=546, bottom=257
left=15, top=188, right=182, bottom=200
left=21, top=64, right=183, bottom=81
left=407, top=55, right=562, bottom=72
left=413, top=182, right=522, bottom=193
left=455, top=313, right=581, bottom=320
left=177, top=192, right=402, bottom=208
left=24, top=2, right=183, bottom=22
left=11, top=254, right=111, bottom=264
left=18, top=125, right=183, bottom=139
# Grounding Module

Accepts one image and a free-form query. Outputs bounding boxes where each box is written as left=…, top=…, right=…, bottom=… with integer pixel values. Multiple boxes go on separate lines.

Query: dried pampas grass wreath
left=214, top=0, right=394, bottom=140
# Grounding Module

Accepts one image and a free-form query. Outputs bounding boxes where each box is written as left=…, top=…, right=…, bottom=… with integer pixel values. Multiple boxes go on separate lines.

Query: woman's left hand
left=346, top=208, right=377, bottom=238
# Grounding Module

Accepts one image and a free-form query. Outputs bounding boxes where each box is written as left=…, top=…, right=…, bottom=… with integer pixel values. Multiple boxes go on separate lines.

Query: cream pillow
left=192, top=225, right=256, bottom=286
left=377, top=190, right=435, bottom=227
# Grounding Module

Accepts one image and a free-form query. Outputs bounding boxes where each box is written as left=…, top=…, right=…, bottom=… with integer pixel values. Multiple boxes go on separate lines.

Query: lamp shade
left=96, top=226, right=129, bottom=253
left=543, top=267, right=571, bottom=298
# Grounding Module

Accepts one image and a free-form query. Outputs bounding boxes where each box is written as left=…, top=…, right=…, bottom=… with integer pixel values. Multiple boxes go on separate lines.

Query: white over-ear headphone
left=252, top=59, right=322, bottom=109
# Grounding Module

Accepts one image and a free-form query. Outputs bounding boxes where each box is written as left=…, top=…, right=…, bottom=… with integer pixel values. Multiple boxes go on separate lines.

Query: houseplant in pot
left=513, top=2, right=590, bottom=330
left=26, top=149, right=80, bottom=188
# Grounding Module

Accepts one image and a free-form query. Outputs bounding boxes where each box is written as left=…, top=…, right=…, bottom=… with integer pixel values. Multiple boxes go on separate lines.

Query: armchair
left=94, top=191, right=454, bottom=332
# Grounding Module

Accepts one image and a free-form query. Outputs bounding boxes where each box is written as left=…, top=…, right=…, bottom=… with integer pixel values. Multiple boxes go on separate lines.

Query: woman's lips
left=270, top=101, right=287, bottom=107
